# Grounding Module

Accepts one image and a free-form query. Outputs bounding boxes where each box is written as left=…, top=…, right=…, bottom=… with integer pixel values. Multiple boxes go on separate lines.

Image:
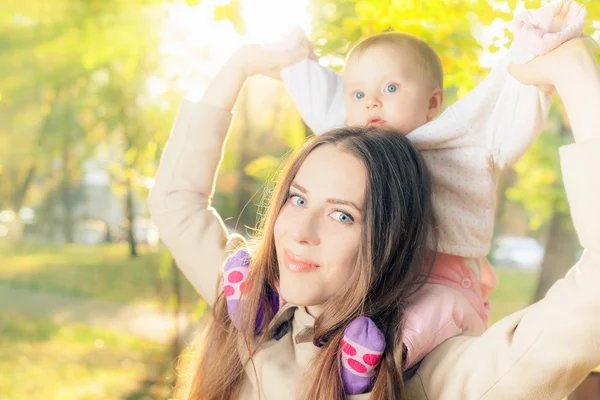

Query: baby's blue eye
left=354, top=91, right=365, bottom=100
left=291, top=195, right=307, bottom=207
left=385, top=84, right=397, bottom=93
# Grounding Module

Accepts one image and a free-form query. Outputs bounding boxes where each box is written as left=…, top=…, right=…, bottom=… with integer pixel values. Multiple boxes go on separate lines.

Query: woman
left=149, top=37, right=600, bottom=399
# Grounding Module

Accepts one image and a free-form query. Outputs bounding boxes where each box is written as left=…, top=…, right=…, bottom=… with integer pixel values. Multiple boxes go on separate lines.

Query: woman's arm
left=148, top=45, right=308, bottom=304
left=411, top=37, right=600, bottom=400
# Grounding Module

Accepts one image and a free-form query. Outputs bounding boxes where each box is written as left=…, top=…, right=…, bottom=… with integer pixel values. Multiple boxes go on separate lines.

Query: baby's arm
left=409, top=52, right=552, bottom=170
left=413, top=1, right=586, bottom=170
left=280, top=59, right=346, bottom=135
left=269, top=29, right=345, bottom=135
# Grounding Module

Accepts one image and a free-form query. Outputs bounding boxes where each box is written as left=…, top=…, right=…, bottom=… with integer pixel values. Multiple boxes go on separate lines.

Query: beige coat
left=148, top=100, right=600, bottom=399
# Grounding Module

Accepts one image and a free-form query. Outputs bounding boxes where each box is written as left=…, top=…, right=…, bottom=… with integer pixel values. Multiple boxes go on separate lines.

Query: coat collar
left=268, top=303, right=316, bottom=344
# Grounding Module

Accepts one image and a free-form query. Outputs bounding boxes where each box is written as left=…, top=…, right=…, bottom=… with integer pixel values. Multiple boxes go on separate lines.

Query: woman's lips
left=284, top=250, right=319, bottom=272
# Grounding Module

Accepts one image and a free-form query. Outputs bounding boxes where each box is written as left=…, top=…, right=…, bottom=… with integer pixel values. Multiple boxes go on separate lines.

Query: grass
left=0, top=311, right=176, bottom=400
left=0, top=243, right=200, bottom=311
left=487, top=268, right=538, bottom=324
left=0, top=243, right=541, bottom=399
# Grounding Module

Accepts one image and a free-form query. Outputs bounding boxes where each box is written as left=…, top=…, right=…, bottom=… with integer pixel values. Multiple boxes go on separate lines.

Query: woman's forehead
left=293, top=145, right=366, bottom=208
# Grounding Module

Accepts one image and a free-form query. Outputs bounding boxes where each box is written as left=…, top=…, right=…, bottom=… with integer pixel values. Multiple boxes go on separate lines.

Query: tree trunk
left=532, top=119, right=578, bottom=303
left=171, top=258, right=182, bottom=359
left=125, top=173, right=138, bottom=258
left=532, top=203, right=577, bottom=302
left=11, top=164, right=37, bottom=213
left=61, top=138, right=74, bottom=243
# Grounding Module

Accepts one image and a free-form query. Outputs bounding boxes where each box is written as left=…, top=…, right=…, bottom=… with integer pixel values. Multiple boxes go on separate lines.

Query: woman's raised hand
left=202, top=43, right=310, bottom=110
left=233, top=43, right=310, bottom=79
left=508, top=36, right=598, bottom=93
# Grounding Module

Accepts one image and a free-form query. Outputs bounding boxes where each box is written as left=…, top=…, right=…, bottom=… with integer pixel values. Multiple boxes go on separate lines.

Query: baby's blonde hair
left=346, top=32, right=443, bottom=90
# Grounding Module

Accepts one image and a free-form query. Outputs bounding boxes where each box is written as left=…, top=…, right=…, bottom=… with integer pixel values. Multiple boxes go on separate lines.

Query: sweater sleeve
left=387, top=54, right=551, bottom=170
left=412, top=138, right=600, bottom=400
left=448, top=55, right=552, bottom=170
left=280, top=59, right=346, bottom=135
left=148, top=100, right=246, bottom=306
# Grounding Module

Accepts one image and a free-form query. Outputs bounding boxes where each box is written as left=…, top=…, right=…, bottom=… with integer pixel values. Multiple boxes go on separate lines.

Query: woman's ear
left=427, top=88, right=444, bottom=122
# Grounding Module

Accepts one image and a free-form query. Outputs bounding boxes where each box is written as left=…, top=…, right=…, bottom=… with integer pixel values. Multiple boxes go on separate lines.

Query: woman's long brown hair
left=183, top=126, right=436, bottom=399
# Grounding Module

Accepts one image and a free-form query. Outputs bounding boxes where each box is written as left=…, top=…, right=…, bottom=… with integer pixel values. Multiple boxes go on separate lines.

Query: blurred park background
left=1, top=0, right=600, bottom=399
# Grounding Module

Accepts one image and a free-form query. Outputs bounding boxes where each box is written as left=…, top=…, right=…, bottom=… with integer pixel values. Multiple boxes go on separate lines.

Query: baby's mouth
left=367, top=117, right=386, bottom=127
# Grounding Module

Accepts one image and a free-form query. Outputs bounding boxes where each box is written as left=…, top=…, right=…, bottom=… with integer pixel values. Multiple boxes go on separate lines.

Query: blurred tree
left=1, top=0, right=599, bottom=288
left=0, top=0, right=170, bottom=252
left=507, top=108, right=579, bottom=302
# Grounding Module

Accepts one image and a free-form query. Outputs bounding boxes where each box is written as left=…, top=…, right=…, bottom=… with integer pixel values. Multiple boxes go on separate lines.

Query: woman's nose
left=291, top=212, right=320, bottom=246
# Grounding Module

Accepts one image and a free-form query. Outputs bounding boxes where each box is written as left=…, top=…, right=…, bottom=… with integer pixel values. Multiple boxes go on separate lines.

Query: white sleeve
left=448, top=55, right=552, bottom=170
left=280, top=59, right=346, bottom=135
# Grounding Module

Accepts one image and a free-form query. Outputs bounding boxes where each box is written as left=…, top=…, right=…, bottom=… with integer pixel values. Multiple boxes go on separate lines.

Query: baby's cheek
left=344, top=104, right=365, bottom=126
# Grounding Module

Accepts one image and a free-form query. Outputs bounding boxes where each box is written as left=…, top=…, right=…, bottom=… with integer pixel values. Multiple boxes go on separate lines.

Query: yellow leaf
left=41, top=104, right=51, bottom=116
left=125, top=148, right=138, bottom=164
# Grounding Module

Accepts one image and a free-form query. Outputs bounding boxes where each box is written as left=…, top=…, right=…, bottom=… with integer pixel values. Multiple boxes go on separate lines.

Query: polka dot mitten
left=341, top=316, right=386, bottom=395
left=223, top=248, right=278, bottom=333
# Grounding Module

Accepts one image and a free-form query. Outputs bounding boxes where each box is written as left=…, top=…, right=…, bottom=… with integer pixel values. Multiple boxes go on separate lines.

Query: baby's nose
left=366, top=98, right=381, bottom=109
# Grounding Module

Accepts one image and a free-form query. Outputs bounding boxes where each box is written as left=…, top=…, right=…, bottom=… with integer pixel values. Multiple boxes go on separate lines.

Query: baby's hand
left=510, top=0, right=587, bottom=64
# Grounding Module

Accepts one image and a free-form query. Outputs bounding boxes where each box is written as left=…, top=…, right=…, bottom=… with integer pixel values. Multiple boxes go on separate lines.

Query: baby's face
left=343, top=45, right=434, bottom=135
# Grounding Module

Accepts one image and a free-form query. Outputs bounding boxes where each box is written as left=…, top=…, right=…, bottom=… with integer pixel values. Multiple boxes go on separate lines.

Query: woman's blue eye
left=354, top=91, right=365, bottom=100
left=290, top=194, right=307, bottom=207
left=331, top=211, right=354, bottom=224
left=385, top=84, right=397, bottom=93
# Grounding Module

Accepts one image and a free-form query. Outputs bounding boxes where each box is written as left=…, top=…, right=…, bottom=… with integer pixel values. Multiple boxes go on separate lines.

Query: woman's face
left=274, top=144, right=366, bottom=316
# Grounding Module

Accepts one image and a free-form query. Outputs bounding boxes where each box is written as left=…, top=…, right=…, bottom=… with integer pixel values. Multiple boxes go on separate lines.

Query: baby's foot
left=223, top=248, right=252, bottom=329
left=223, top=248, right=279, bottom=332
left=341, top=316, right=386, bottom=395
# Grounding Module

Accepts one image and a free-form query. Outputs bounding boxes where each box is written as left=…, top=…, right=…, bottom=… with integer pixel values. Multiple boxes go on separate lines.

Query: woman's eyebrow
left=291, top=182, right=361, bottom=213
left=326, top=198, right=361, bottom=213
left=291, top=182, right=308, bottom=193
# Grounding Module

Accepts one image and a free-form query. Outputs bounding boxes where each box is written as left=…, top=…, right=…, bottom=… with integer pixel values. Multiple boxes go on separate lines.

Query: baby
left=224, top=0, right=587, bottom=395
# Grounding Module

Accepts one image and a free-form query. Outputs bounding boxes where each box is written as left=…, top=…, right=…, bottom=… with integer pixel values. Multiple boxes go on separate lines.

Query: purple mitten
left=223, top=248, right=279, bottom=333
left=341, top=316, right=386, bottom=395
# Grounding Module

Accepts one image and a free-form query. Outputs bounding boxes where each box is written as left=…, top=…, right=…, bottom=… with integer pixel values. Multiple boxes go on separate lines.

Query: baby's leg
left=403, top=255, right=489, bottom=370
left=223, top=248, right=279, bottom=332
left=341, top=316, right=386, bottom=394
left=223, top=248, right=252, bottom=328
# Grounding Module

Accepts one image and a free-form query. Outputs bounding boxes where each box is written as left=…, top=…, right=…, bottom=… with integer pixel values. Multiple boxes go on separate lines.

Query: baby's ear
left=427, top=88, right=444, bottom=121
